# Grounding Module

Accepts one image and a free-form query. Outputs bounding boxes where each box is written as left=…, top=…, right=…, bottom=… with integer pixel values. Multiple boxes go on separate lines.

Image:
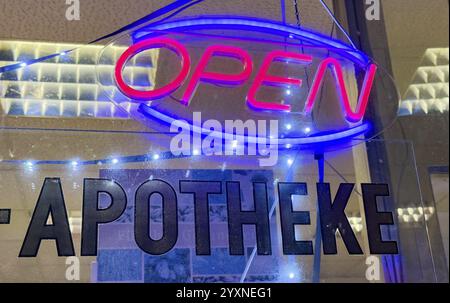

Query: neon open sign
left=115, top=38, right=377, bottom=123
left=101, top=17, right=383, bottom=147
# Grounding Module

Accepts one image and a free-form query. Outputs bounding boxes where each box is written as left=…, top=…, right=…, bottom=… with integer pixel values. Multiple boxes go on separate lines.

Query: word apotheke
left=17, top=178, right=398, bottom=258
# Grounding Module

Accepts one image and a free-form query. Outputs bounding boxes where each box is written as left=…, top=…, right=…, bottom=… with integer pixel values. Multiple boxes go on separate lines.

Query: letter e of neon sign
left=247, top=51, right=313, bottom=112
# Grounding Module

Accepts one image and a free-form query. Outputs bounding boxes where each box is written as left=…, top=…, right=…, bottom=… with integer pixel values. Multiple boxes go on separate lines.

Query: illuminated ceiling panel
left=399, top=48, right=449, bottom=116
left=0, top=41, right=158, bottom=118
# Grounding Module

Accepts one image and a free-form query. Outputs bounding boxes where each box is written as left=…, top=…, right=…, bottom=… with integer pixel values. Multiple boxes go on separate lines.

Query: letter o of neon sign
left=114, top=37, right=191, bottom=101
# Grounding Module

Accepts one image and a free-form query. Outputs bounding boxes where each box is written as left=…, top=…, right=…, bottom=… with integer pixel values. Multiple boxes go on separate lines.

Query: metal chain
left=293, top=0, right=301, bottom=27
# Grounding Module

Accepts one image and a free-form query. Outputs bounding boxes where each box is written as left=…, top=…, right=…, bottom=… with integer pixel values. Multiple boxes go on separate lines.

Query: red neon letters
left=114, top=37, right=377, bottom=123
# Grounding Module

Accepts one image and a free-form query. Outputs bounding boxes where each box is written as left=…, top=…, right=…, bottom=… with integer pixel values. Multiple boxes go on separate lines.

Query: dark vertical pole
left=312, top=153, right=325, bottom=283
left=341, top=0, right=447, bottom=282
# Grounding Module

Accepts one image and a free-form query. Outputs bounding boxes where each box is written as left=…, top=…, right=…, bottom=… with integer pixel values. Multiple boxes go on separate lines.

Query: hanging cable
left=318, top=0, right=357, bottom=49
left=293, top=0, right=301, bottom=27
left=312, top=21, right=335, bottom=122
left=293, top=0, right=311, bottom=89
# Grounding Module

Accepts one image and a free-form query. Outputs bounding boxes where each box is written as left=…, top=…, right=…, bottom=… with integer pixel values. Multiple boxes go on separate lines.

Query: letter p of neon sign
left=114, top=37, right=191, bottom=101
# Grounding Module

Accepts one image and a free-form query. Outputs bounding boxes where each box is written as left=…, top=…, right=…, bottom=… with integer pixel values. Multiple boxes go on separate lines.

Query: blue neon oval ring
left=131, top=16, right=373, bottom=146
left=135, top=16, right=371, bottom=66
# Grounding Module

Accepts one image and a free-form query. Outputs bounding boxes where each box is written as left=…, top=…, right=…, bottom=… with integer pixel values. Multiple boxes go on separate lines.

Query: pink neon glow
left=247, top=50, right=313, bottom=111
left=181, top=45, right=253, bottom=105
left=114, top=38, right=376, bottom=122
left=115, top=37, right=191, bottom=101
left=304, top=57, right=377, bottom=123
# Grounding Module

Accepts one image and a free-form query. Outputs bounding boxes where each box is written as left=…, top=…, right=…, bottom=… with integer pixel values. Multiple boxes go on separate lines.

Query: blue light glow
left=278, top=262, right=303, bottom=283
left=136, top=16, right=370, bottom=65
left=129, top=16, right=373, bottom=150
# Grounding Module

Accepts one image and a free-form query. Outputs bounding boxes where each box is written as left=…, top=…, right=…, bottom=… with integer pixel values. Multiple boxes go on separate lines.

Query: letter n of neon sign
left=304, top=58, right=377, bottom=123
